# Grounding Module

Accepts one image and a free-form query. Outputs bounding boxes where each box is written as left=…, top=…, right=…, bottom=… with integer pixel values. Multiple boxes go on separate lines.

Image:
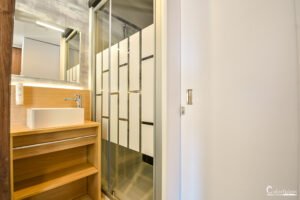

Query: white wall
left=179, top=0, right=300, bottom=199
left=22, top=38, right=60, bottom=80
left=209, top=0, right=299, bottom=200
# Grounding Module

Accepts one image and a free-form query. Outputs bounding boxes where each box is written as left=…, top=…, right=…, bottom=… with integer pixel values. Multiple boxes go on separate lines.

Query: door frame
left=0, top=0, right=15, bottom=199
left=89, top=0, right=165, bottom=199
left=155, top=0, right=182, bottom=199
left=88, top=0, right=182, bottom=199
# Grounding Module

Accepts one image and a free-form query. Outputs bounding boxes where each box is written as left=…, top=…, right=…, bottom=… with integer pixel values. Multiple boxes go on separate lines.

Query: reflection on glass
left=95, top=1, right=110, bottom=195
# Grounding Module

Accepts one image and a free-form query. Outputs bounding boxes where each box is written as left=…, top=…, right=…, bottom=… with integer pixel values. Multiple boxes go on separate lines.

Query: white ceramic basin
left=27, top=108, right=84, bottom=129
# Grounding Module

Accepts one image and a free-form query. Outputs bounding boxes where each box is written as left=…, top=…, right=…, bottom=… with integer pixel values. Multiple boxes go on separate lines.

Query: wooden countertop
left=11, top=121, right=100, bottom=137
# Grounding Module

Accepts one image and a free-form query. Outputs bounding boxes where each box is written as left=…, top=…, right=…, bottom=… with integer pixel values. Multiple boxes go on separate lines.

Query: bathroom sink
left=27, top=108, right=84, bottom=129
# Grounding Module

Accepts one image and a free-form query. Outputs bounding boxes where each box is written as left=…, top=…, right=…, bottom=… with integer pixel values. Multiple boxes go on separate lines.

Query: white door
left=180, top=0, right=210, bottom=199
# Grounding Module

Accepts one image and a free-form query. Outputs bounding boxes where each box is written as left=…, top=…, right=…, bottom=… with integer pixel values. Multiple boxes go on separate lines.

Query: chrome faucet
left=64, top=94, right=82, bottom=108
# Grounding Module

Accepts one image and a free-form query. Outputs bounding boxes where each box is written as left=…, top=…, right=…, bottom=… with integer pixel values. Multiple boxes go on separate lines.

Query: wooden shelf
left=11, top=121, right=100, bottom=136
left=14, top=163, right=98, bottom=200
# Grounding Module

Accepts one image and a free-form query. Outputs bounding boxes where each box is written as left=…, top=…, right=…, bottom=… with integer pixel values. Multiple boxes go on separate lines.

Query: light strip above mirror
left=11, top=81, right=84, bottom=90
left=11, top=75, right=84, bottom=90
left=36, top=21, right=65, bottom=33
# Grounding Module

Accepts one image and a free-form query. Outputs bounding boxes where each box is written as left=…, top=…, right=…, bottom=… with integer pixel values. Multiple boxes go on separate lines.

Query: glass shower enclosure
left=89, top=0, right=155, bottom=199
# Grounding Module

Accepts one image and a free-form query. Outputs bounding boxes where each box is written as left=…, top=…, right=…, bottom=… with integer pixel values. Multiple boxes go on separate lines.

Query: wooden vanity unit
left=10, top=121, right=101, bottom=200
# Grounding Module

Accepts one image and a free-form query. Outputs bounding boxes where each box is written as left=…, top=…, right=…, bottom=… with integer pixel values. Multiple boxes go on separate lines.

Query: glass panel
left=94, top=0, right=154, bottom=199
left=110, top=0, right=154, bottom=199
left=94, top=1, right=110, bottom=194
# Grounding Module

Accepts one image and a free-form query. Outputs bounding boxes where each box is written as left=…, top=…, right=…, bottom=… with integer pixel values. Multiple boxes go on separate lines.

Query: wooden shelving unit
left=14, top=163, right=97, bottom=200
left=11, top=121, right=101, bottom=200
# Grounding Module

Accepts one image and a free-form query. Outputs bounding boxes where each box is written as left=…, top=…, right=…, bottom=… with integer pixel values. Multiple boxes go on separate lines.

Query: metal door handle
left=187, top=89, right=193, bottom=105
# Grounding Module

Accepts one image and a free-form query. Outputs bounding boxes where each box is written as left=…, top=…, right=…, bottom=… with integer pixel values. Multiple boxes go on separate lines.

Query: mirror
left=12, top=10, right=81, bottom=83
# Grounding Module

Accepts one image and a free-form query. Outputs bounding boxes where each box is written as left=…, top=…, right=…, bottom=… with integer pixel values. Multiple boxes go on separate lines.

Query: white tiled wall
left=95, top=24, right=154, bottom=156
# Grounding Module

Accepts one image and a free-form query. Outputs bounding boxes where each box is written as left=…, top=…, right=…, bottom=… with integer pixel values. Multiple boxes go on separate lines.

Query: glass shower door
left=93, top=1, right=110, bottom=194
left=92, top=1, right=155, bottom=199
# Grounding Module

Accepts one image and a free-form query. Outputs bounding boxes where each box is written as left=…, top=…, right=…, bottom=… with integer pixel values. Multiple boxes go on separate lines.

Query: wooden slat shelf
left=12, top=121, right=101, bottom=199
left=14, top=163, right=98, bottom=200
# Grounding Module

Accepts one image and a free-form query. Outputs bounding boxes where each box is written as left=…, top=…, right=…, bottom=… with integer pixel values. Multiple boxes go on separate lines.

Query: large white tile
left=142, top=24, right=154, bottom=58
left=129, top=32, right=140, bottom=91
left=141, top=124, right=154, bottom=157
left=111, top=44, right=119, bottom=92
left=119, top=120, right=128, bottom=148
left=119, top=66, right=128, bottom=119
left=103, top=48, right=109, bottom=71
left=129, top=93, right=140, bottom=152
left=119, top=38, right=128, bottom=65
left=142, top=58, right=154, bottom=122
left=103, top=72, right=109, bottom=116
left=96, top=53, right=102, bottom=94
left=102, top=118, right=109, bottom=140
left=96, top=96, right=102, bottom=122
left=110, top=95, right=118, bottom=144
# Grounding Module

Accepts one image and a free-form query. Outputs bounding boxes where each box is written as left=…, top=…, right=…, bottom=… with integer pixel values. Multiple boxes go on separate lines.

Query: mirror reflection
left=12, top=10, right=81, bottom=83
